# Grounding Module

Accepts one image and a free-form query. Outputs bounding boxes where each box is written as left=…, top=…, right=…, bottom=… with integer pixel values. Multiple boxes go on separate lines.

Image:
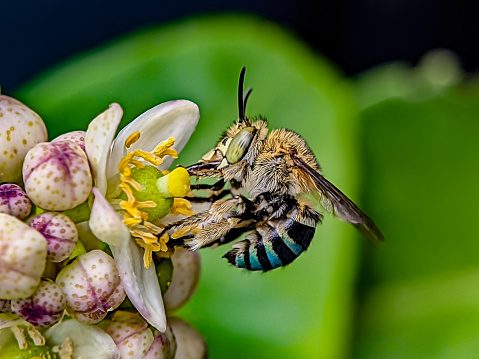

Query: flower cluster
left=0, top=95, right=207, bottom=358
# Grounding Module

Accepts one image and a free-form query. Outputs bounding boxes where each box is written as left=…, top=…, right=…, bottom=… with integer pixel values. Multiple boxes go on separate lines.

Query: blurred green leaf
left=15, top=14, right=361, bottom=359
left=353, top=51, right=479, bottom=357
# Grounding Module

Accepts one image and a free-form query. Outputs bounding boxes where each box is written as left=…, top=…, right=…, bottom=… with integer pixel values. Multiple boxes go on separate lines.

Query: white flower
left=83, top=100, right=199, bottom=332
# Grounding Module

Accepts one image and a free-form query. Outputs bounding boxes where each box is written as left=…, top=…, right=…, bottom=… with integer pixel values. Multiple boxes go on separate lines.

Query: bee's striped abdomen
left=224, top=203, right=320, bottom=271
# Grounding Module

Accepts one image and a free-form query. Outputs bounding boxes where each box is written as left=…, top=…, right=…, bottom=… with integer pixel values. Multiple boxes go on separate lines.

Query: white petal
left=88, top=188, right=166, bottom=331
left=110, top=240, right=167, bottom=333
left=85, top=103, right=123, bottom=195
left=45, top=319, right=120, bottom=359
left=108, top=100, right=200, bottom=178
left=90, top=188, right=130, bottom=246
left=76, top=221, right=106, bottom=251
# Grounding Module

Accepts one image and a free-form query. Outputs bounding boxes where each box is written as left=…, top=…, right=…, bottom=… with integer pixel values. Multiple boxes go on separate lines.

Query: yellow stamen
left=170, top=198, right=196, bottom=216
left=125, top=131, right=141, bottom=148
left=120, top=200, right=149, bottom=221
left=136, top=201, right=157, bottom=209
left=120, top=173, right=142, bottom=192
left=124, top=216, right=141, bottom=227
left=159, top=231, right=170, bottom=244
left=144, top=221, right=164, bottom=236
left=132, top=229, right=158, bottom=244
left=143, top=247, right=153, bottom=268
left=171, top=225, right=195, bottom=239
left=153, top=138, right=178, bottom=158
left=26, top=326, right=45, bottom=346
left=11, top=326, right=27, bottom=349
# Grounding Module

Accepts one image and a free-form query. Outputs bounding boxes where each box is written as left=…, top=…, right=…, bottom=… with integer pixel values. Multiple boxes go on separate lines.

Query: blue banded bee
left=164, top=68, right=384, bottom=271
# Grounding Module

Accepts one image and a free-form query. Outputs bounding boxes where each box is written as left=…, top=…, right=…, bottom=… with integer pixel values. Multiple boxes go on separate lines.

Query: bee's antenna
left=243, top=88, right=253, bottom=114
left=238, top=67, right=248, bottom=123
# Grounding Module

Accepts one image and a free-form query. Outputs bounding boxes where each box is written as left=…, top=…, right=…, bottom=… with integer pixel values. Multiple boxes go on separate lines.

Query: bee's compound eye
left=225, top=127, right=256, bottom=164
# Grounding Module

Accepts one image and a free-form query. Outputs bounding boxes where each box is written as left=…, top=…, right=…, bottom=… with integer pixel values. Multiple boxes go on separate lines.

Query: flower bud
left=29, top=212, right=79, bottom=262
left=23, top=140, right=93, bottom=211
left=11, top=279, right=66, bottom=327
left=0, top=183, right=32, bottom=220
left=52, top=130, right=86, bottom=152
left=100, top=311, right=177, bottom=359
left=169, top=317, right=207, bottom=359
left=0, top=95, right=48, bottom=183
left=144, top=327, right=177, bottom=359
left=56, top=250, right=125, bottom=323
left=0, top=213, right=47, bottom=299
left=163, top=248, right=201, bottom=312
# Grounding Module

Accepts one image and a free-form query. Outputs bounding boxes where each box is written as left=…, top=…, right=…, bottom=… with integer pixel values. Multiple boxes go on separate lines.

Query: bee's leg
left=201, top=222, right=256, bottom=248
left=188, top=179, right=231, bottom=203
left=187, top=189, right=231, bottom=204
left=159, top=210, right=212, bottom=247
left=173, top=196, right=259, bottom=250
left=191, top=179, right=225, bottom=191
left=223, top=200, right=322, bottom=271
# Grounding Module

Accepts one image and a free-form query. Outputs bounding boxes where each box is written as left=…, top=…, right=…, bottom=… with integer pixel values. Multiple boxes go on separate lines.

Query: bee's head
left=195, top=67, right=268, bottom=171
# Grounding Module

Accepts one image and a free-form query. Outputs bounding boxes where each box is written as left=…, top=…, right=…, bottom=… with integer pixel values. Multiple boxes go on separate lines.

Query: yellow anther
left=159, top=231, right=169, bottom=243
left=143, top=249, right=153, bottom=268
left=120, top=174, right=142, bottom=192
left=159, top=241, right=168, bottom=252
left=170, top=198, right=196, bottom=216
left=125, top=131, right=141, bottom=148
left=171, top=225, right=194, bottom=239
left=124, top=217, right=141, bottom=227
left=153, top=138, right=177, bottom=157
left=144, top=221, right=163, bottom=236
left=132, top=229, right=158, bottom=244
left=120, top=200, right=149, bottom=221
left=135, top=200, right=157, bottom=209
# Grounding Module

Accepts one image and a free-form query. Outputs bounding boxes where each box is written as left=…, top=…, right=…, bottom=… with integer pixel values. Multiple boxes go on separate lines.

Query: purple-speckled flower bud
left=56, top=250, right=125, bottom=324
left=29, top=212, right=78, bottom=262
left=100, top=311, right=177, bottom=359
left=11, top=279, right=66, bottom=327
left=169, top=317, right=207, bottom=359
left=0, top=213, right=47, bottom=299
left=0, top=183, right=32, bottom=220
left=52, top=130, right=86, bottom=152
left=23, top=140, right=92, bottom=211
left=0, top=95, right=48, bottom=184
left=163, top=248, right=201, bottom=312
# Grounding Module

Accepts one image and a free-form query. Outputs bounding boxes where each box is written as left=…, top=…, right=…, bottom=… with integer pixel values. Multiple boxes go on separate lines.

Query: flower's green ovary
left=121, top=165, right=173, bottom=222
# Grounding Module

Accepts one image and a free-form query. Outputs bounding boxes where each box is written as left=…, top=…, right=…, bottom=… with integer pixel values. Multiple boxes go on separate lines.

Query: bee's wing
left=292, top=155, right=385, bottom=246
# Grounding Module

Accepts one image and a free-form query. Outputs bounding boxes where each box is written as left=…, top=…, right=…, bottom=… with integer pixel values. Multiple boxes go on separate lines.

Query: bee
left=163, top=68, right=384, bottom=271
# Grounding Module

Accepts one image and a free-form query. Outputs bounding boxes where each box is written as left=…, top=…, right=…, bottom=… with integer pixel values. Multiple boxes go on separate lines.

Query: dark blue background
left=2, top=0, right=478, bottom=91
